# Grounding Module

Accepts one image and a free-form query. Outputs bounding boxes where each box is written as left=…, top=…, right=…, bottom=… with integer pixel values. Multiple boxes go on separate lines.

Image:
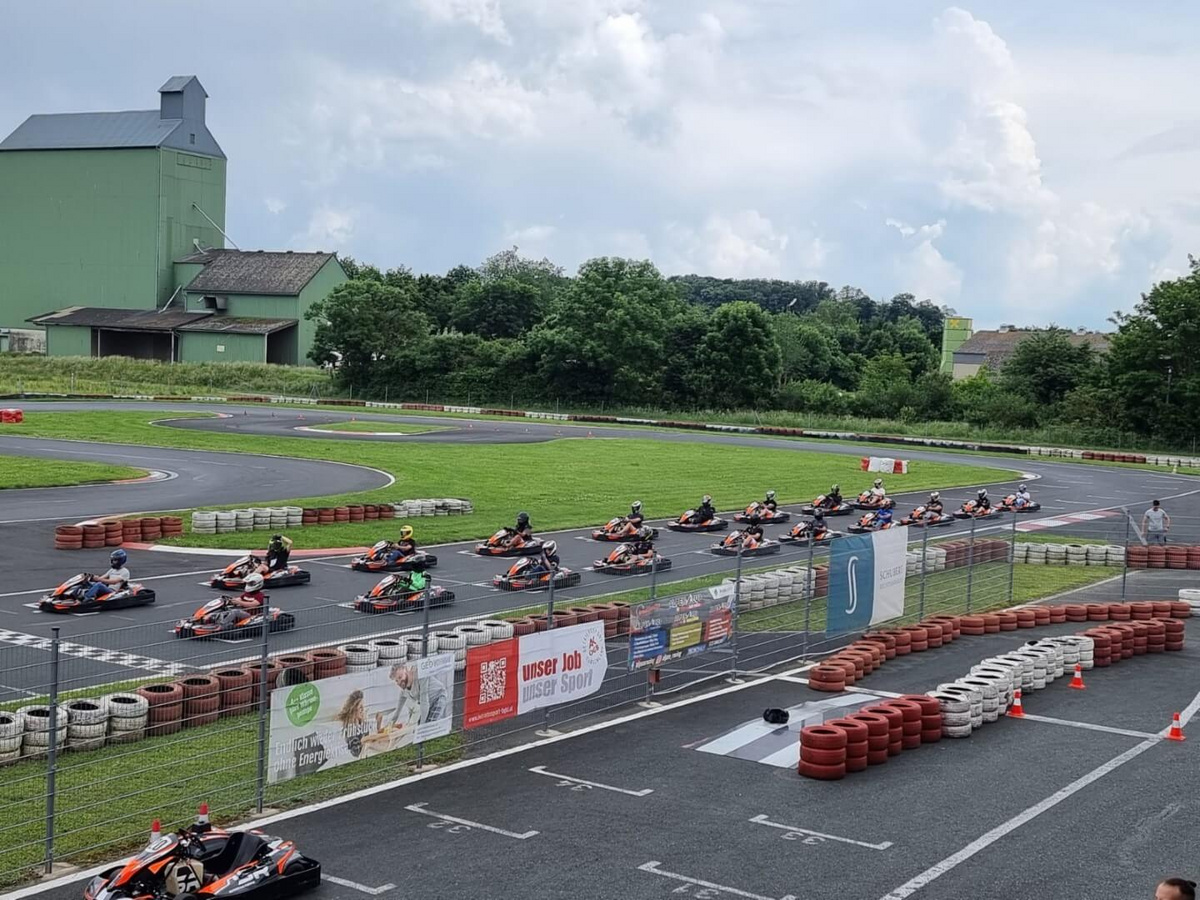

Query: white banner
left=516, top=621, right=608, bottom=716
left=267, top=652, right=454, bottom=784
left=869, top=526, right=909, bottom=625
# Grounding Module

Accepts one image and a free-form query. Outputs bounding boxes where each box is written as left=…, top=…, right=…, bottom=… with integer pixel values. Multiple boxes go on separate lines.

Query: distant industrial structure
left=0, top=77, right=344, bottom=364
left=945, top=322, right=1111, bottom=380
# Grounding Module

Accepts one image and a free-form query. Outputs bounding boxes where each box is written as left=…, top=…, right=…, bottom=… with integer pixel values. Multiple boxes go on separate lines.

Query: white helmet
left=766, top=490, right=776, bottom=501
left=243, top=573, right=264, bottom=592
left=930, top=491, right=940, bottom=501
left=874, top=479, right=883, bottom=488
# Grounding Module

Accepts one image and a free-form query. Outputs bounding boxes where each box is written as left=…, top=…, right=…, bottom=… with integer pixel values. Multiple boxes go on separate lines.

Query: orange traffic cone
left=1068, top=664, right=1086, bottom=690
left=149, top=819, right=161, bottom=845
left=1166, top=712, right=1186, bottom=742
left=195, top=802, right=211, bottom=832
left=1008, top=689, right=1026, bottom=718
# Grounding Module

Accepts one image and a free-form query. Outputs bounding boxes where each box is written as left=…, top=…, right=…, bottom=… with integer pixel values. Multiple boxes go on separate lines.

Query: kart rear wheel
left=270, top=613, right=296, bottom=633
left=558, top=571, right=582, bottom=588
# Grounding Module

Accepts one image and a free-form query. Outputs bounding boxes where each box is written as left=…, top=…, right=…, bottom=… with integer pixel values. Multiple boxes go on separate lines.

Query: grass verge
left=0, top=454, right=145, bottom=490
left=4, top=411, right=1018, bottom=550
left=305, top=420, right=447, bottom=435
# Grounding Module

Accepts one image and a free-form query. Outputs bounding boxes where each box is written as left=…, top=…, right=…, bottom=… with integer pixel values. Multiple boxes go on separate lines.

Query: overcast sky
left=3, top=1, right=1198, bottom=328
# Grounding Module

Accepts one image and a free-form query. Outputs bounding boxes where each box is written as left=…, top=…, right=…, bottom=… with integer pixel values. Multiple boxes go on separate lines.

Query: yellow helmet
left=399, top=525, right=414, bottom=540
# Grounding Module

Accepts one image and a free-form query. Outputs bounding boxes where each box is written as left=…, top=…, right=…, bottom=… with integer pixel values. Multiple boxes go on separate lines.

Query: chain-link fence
left=1, top=498, right=1194, bottom=886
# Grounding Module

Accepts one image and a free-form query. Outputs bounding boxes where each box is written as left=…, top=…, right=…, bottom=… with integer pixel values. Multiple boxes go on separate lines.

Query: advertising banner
left=463, top=620, right=608, bottom=730
left=626, top=582, right=736, bottom=671
left=827, top=526, right=908, bottom=634
left=267, top=652, right=454, bottom=784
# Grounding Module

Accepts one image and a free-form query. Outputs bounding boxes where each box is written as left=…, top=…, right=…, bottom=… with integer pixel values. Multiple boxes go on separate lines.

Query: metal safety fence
left=1, top=496, right=1197, bottom=886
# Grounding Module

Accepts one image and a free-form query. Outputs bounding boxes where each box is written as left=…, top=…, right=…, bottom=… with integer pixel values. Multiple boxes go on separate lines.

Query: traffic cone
left=1069, top=664, right=1086, bottom=690
left=1166, top=712, right=1186, bottom=742
left=195, top=802, right=211, bottom=831
left=1008, top=689, right=1026, bottom=718
left=149, top=819, right=161, bottom=844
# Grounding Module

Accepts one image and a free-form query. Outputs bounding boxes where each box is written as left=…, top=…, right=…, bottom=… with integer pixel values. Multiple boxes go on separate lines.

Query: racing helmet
left=631, top=500, right=643, bottom=513
left=930, top=491, right=940, bottom=501
left=543, top=540, right=557, bottom=556
left=766, top=490, right=776, bottom=501
left=1019, top=483, right=1027, bottom=492
left=244, top=573, right=265, bottom=592
left=702, top=494, right=712, bottom=505
left=399, top=525, right=414, bottom=541
left=270, top=533, right=283, bottom=545
left=813, top=509, right=825, bottom=522
left=517, top=511, right=530, bottom=527
left=978, top=489, right=988, bottom=499
left=874, top=478, right=883, bottom=488
left=110, top=549, right=127, bottom=567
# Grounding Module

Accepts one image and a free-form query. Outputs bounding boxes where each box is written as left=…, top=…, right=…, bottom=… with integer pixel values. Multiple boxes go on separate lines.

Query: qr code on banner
left=478, top=658, right=507, bottom=704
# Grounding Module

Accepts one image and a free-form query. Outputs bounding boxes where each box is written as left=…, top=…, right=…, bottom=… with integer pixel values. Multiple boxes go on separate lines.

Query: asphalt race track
left=5, top=402, right=1200, bottom=900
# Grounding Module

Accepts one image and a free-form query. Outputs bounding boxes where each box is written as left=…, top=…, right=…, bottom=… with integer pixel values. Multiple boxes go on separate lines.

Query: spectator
left=1156, top=878, right=1196, bottom=900
left=1143, top=500, right=1171, bottom=544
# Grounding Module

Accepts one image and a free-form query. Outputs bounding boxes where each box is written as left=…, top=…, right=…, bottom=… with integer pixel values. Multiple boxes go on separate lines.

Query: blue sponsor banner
left=827, top=532, right=876, bottom=634
left=626, top=584, right=736, bottom=671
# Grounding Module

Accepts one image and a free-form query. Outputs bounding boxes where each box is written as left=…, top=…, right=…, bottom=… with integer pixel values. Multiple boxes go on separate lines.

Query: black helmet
left=631, top=500, right=643, bottom=513
left=813, top=509, right=825, bottom=521
left=517, top=511, right=530, bottom=526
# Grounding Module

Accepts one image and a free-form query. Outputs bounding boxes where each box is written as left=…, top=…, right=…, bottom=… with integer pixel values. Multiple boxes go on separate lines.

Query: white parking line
left=749, top=814, right=894, bottom=850
left=321, top=876, right=396, bottom=895
left=527, top=765, right=654, bottom=796
left=403, top=802, right=538, bottom=839
left=637, top=861, right=797, bottom=900
left=1016, top=713, right=1161, bottom=741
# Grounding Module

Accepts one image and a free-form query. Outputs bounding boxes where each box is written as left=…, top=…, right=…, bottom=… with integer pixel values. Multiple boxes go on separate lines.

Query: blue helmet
left=110, top=549, right=127, bottom=567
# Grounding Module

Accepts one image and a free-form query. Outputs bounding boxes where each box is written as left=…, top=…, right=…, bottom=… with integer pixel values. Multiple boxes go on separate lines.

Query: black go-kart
left=591, top=517, right=659, bottom=542
left=353, top=573, right=455, bottom=614
left=208, top=555, right=310, bottom=590
left=854, top=491, right=891, bottom=511
left=799, top=494, right=854, bottom=516
left=474, top=529, right=546, bottom=557
left=779, top=522, right=841, bottom=545
left=998, top=494, right=1042, bottom=513
left=733, top=502, right=791, bottom=524
left=953, top=500, right=1004, bottom=520
left=39, top=573, right=155, bottom=614
left=174, top=596, right=295, bottom=639
left=83, top=819, right=320, bottom=900
left=492, top=557, right=582, bottom=592
left=847, top=512, right=898, bottom=534
left=666, top=509, right=728, bottom=533
left=592, top=544, right=673, bottom=576
left=350, top=540, right=439, bottom=572
left=711, top=531, right=781, bottom=557
left=899, top=505, right=955, bottom=528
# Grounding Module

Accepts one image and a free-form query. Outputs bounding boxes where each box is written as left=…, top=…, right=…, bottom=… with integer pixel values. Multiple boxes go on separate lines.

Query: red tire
left=825, top=718, right=869, bottom=744
left=901, top=733, right=923, bottom=750
left=1165, top=641, right=1185, bottom=651
left=866, top=749, right=889, bottom=766
left=888, top=740, right=903, bottom=756
left=1086, top=604, right=1109, bottom=621
left=137, top=682, right=183, bottom=706
left=921, top=728, right=943, bottom=744
left=901, top=720, right=923, bottom=737
left=898, top=694, right=942, bottom=717
left=920, top=714, right=944, bottom=730
left=982, top=614, right=1001, bottom=633
left=846, top=755, right=868, bottom=773
left=799, top=725, right=848, bottom=750
left=861, top=705, right=904, bottom=732
left=1170, top=602, right=1192, bottom=618
left=844, top=740, right=868, bottom=760
left=866, top=733, right=890, bottom=752
left=880, top=699, right=922, bottom=722
left=798, top=760, right=846, bottom=780
left=997, top=612, right=1019, bottom=631
left=845, top=712, right=889, bottom=736
left=800, top=746, right=847, bottom=766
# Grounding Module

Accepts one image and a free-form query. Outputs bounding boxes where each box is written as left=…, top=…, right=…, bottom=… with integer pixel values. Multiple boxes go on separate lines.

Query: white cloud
left=411, top=0, right=510, bottom=42
left=889, top=219, right=962, bottom=302
left=296, top=207, right=355, bottom=249
left=668, top=210, right=790, bottom=279
left=264, top=197, right=286, bottom=215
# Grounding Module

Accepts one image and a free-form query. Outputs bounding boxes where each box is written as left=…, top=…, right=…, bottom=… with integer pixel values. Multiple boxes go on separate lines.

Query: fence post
left=1121, top=508, right=1132, bottom=601
left=539, top=577, right=557, bottom=734
left=803, top=532, right=817, bottom=659
left=728, top=544, right=744, bottom=682
left=254, top=597, right=271, bottom=814
left=965, top=516, right=977, bottom=613
left=417, top=575, right=432, bottom=769
left=918, top=525, right=930, bottom=622
left=649, top=552, right=658, bottom=601
left=1007, top=510, right=1018, bottom=606
left=43, top=626, right=61, bottom=875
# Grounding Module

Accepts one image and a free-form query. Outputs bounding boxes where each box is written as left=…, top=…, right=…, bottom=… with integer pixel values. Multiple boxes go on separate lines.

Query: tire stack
left=846, top=710, right=891, bottom=766
left=82, top=523, right=106, bottom=549
left=123, top=518, right=145, bottom=543
left=370, top=639, right=406, bottom=667
left=252, top=508, right=272, bottom=531
left=454, top=626, right=490, bottom=670
left=105, top=693, right=149, bottom=742
left=276, top=654, right=315, bottom=685
left=246, top=661, right=282, bottom=701
left=378, top=504, right=395, bottom=520
left=403, top=635, right=437, bottom=659
left=334, top=507, right=350, bottom=525
left=301, top=508, right=319, bottom=527
left=348, top=505, right=365, bottom=523
left=480, top=620, right=516, bottom=642
left=137, top=683, right=183, bottom=736
left=1180, top=589, right=1200, bottom=616
left=141, top=517, right=162, bottom=542
left=192, top=511, right=217, bottom=536
left=828, top=718, right=869, bottom=773
left=433, top=631, right=466, bottom=671
left=18, top=705, right=68, bottom=757
left=318, top=508, right=335, bottom=526
left=65, top=699, right=108, bottom=750
left=0, top=712, right=23, bottom=764
left=340, top=643, right=380, bottom=674
left=215, top=511, right=237, bottom=535
left=214, top=668, right=254, bottom=717
left=54, top=524, right=83, bottom=551
left=101, top=519, right=124, bottom=547
left=798, top=725, right=847, bottom=780
left=308, top=648, right=347, bottom=679
left=179, top=675, right=221, bottom=728
left=160, top=516, right=184, bottom=540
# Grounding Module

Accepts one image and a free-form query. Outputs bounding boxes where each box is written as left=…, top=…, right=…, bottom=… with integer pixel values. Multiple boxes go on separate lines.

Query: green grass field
left=306, top=420, right=447, bottom=435
left=0, top=454, right=145, bottom=490
left=4, top=411, right=1019, bottom=549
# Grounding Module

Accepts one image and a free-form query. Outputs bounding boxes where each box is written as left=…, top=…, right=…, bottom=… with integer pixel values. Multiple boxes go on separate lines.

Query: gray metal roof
left=176, top=316, right=296, bottom=335
left=160, top=76, right=206, bottom=95
left=182, top=250, right=339, bottom=296
left=28, top=306, right=214, bottom=332
left=0, top=110, right=225, bottom=157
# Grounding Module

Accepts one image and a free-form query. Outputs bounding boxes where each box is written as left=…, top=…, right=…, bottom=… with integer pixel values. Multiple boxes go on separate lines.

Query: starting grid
left=1015, top=510, right=1121, bottom=532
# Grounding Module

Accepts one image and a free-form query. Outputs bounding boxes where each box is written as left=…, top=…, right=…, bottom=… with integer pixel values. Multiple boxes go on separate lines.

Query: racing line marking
left=1014, top=713, right=1161, bottom=741
left=748, top=814, right=893, bottom=850
left=527, top=765, right=654, bottom=796
left=403, top=802, right=539, bottom=839
left=321, top=876, right=396, bottom=895
left=636, top=861, right=797, bottom=900
left=0, top=628, right=188, bottom=676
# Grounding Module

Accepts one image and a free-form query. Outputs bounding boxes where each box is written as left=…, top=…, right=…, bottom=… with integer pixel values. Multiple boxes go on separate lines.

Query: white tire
left=982, top=708, right=1000, bottom=723
left=403, top=636, right=433, bottom=658
left=0, top=734, right=22, bottom=753
left=0, top=712, right=23, bottom=739
left=17, top=705, right=68, bottom=732
left=339, top=644, right=380, bottom=666
left=454, top=648, right=466, bottom=663
left=455, top=626, right=490, bottom=646
left=68, top=722, right=108, bottom=740
left=1079, top=658, right=1094, bottom=670
left=66, top=699, right=108, bottom=726
left=105, top=693, right=150, bottom=718
left=434, top=631, right=466, bottom=651
left=958, top=678, right=998, bottom=700
left=941, top=711, right=971, bottom=727
left=370, top=639, right=406, bottom=661
left=1179, top=589, right=1200, bottom=602
left=23, top=729, right=66, bottom=748
left=939, top=684, right=982, bottom=705
left=455, top=657, right=466, bottom=672
left=942, top=724, right=973, bottom=738
left=346, top=664, right=375, bottom=674
left=108, top=713, right=148, bottom=733
left=480, top=620, right=515, bottom=641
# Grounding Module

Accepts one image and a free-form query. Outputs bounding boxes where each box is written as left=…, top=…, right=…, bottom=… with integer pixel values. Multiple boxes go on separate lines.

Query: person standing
left=1143, top=500, right=1171, bottom=544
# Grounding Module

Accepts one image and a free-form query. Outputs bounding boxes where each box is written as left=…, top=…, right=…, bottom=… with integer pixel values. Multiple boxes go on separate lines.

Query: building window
left=189, top=133, right=196, bottom=145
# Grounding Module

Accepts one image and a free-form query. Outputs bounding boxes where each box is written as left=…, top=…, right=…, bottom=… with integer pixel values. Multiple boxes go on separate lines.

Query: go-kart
left=208, top=556, right=310, bottom=590
left=855, top=491, right=890, bottom=510
left=38, top=574, right=156, bottom=614
left=591, top=517, right=658, bottom=542
left=174, top=596, right=294, bottom=639
left=733, top=502, right=791, bottom=524
left=492, top=558, right=582, bottom=592
left=711, top=531, right=781, bottom=557
left=353, top=573, right=455, bottom=614
left=998, top=494, right=1042, bottom=513
left=953, top=500, right=1004, bottom=520
left=592, top=543, right=672, bottom=576
left=848, top=512, right=897, bottom=534
left=350, top=540, right=439, bottom=572
left=899, top=505, right=955, bottom=528
left=83, top=818, right=320, bottom=900
left=474, top=529, right=546, bottom=557
left=779, top=521, right=841, bottom=545
left=799, top=494, right=854, bottom=516
left=666, top=509, right=728, bottom=533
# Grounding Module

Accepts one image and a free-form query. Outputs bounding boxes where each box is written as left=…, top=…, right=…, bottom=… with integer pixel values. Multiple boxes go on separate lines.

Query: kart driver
left=763, top=490, right=778, bottom=513
left=84, top=550, right=129, bottom=602
left=870, top=478, right=887, bottom=501
left=743, top=523, right=766, bottom=545
left=511, top=511, right=533, bottom=542
left=262, top=534, right=293, bottom=573
left=827, top=484, right=843, bottom=507
left=1014, top=484, right=1033, bottom=509
left=811, top=509, right=829, bottom=536
left=531, top=540, right=560, bottom=574
left=876, top=500, right=895, bottom=527
left=234, top=573, right=266, bottom=609
left=696, top=494, right=716, bottom=522
left=975, top=489, right=992, bottom=512
left=627, top=501, right=645, bottom=528
left=628, top=534, right=655, bottom=558
left=926, top=491, right=944, bottom=516
left=387, top=525, right=418, bottom=564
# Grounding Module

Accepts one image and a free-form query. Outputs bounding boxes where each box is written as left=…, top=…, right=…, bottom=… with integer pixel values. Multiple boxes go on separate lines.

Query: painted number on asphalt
left=781, top=832, right=827, bottom=846
left=427, top=821, right=472, bottom=835
left=672, top=887, right=723, bottom=899
left=557, top=779, right=592, bottom=792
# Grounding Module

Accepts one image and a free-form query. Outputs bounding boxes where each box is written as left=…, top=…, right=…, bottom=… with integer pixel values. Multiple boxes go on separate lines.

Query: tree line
left=307, top=250, right=1198, bottom=448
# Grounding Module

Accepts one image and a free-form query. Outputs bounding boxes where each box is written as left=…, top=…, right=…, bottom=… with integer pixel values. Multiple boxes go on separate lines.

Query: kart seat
left=203, top=832, right=267, bottom=876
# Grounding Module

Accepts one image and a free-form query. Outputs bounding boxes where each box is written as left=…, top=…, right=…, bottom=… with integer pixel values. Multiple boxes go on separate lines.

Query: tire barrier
left=0, top=407, right=24, bottom=423
left=55, top=515, right=185, bottom=548
left=188, top=500, right=471, bottom=537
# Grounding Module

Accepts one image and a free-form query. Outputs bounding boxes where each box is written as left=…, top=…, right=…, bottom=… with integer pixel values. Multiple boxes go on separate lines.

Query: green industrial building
left=0, top=76, right=345, bottom=364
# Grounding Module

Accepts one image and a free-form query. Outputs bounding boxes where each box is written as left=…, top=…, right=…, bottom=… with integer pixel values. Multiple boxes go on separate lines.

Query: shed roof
left=28, top=307, right=214, bottom=332
left=177, top=316, right=296, bottom=335
left=180, top=250, right=337, bottom=296
left=952, top=329, right=1111, bottom=371
left=0, top=110, right=225, bottom=158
